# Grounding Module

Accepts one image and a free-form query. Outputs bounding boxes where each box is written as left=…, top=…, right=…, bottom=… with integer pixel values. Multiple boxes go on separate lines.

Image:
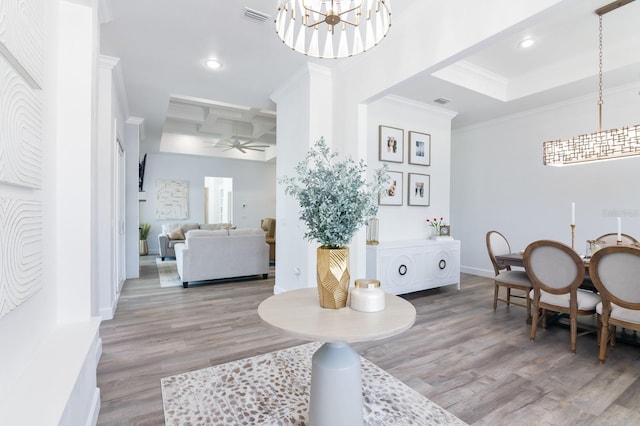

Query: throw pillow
left=168, top=227, right=185, bottom=240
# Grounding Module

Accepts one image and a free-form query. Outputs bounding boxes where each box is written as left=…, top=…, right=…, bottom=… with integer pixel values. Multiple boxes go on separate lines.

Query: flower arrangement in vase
left=426, top=217, right=444, bottom=238
left=280, top=137, right=388, bottom=308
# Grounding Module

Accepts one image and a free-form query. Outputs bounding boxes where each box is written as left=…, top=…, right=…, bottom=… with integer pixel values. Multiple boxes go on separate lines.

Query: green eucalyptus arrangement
left=280, top=137, right=388, bottom=248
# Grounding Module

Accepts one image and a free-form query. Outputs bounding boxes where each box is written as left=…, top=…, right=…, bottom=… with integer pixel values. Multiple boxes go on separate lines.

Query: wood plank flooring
left=97, top=257, right=640, bottom=425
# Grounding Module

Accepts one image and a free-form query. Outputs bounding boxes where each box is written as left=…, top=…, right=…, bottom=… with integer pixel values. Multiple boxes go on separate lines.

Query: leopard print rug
left=161, top=342, right=465, bottom=425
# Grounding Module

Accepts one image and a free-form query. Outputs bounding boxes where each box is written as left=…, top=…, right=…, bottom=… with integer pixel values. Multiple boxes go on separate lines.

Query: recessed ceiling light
left=204, top=58, right=223, bottom=70
left=518, top=38, right=535, bottom=49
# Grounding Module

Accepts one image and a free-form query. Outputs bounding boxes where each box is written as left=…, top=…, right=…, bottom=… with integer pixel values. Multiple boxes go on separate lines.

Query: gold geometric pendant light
left=543, top=0, right=640, bottom=166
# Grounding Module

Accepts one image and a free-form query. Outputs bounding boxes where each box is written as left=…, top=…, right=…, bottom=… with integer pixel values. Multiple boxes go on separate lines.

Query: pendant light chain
left=598, top=15, right=603, bottom=131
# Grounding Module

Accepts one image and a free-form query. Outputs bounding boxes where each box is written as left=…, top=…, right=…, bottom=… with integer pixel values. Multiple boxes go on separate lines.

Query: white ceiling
left=99, top=0, right=640, bottom=161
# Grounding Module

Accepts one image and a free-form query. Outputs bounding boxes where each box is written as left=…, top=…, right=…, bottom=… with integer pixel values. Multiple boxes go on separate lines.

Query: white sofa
left=158, top=222, right=233, bottom=260
left=174, top=228, right=269, bottom=288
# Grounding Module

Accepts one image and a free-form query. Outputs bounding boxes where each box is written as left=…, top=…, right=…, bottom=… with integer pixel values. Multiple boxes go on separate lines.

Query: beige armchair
left=261, top=218, right=276, bottom=263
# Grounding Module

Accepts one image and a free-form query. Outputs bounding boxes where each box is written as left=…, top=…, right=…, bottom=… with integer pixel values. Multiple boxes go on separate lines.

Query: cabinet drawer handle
left=439, top=259, right=447, bottom=270
left=398, top=264, right=407, bottom=275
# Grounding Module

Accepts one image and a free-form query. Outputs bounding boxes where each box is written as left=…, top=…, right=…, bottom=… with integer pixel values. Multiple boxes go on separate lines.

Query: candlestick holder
left=571, top=224, right=575, bottom=250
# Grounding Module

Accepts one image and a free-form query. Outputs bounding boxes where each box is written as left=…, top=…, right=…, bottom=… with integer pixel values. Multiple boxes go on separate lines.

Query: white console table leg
left=309, top=342, right=363, bottom=426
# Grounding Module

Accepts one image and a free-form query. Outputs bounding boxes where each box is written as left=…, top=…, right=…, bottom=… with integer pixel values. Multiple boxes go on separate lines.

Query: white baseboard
left=85, top=388, right=101, bottom=426
left=461, top=266, right=494, bottom=278
left=99, top=305, right=114, bottom=320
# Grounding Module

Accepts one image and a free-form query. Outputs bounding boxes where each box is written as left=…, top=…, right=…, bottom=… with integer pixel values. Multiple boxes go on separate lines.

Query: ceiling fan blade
left=236, top=139, right=270, bottom=147
left=244, top=147, right=266, bottom=152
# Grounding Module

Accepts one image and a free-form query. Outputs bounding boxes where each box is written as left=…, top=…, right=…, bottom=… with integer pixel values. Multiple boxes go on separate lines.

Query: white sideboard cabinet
left=366, top=239, right=461, bottom=295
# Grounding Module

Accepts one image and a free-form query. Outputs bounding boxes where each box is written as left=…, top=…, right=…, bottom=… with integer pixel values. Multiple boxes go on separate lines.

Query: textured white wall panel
left=0, top=55, right=42, bottom=188
left=0, top=0, right=44, bottom=88
left=0, top=198, right=43, bottom=318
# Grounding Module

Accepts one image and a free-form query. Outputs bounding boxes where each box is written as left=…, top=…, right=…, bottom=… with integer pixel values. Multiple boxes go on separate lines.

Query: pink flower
left=426, top=217, right=445, bottom=229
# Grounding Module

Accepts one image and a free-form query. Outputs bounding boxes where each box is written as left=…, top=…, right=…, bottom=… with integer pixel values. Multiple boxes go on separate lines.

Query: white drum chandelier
left=275, top=0, right=392, bottom=59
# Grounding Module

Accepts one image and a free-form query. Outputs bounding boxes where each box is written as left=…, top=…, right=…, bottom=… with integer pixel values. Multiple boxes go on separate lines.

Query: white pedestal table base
left=309, top=342, right=363, bottom=425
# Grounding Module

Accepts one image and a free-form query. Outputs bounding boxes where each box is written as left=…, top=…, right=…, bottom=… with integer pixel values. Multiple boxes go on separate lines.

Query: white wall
left=367, top=95, right=457, bottom=242
left=452, top=84, right=640, bottom=277
left=0, top=1, right=101, bottom=424
left=140, top=152, right=276, bottom=254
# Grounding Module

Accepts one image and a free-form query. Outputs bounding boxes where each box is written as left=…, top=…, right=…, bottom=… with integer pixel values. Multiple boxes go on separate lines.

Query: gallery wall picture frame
left=379, top=125, right=404, bottom=163
left=408, top=131, right=431, bottom=166
left=407, top=173, right=430, bottom=206
left=379, top=171, right=403, bottom=206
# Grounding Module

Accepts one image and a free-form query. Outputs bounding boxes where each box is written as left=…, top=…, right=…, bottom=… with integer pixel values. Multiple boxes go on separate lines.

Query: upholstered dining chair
left=589, top=245, right=640, bottom=363
left=486, top=231, right=532, bottom=320
left=524, top=240, right=601, bottom=353
left=595, top=233, right=638, bottom=246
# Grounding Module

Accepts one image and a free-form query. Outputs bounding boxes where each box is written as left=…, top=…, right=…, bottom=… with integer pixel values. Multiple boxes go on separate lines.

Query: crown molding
left=99, top=55, right=129, bottom=120
left=127, top=117, right=146, bottom=141
left=270, top=62, right=332, bottom=103
left=453, top=81, right=639, bottom=134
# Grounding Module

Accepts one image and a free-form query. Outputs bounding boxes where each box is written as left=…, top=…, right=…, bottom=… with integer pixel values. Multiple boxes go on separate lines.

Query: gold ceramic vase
left=139, top=240, right=149, bottom=256
left=316, top=246, right=350, bottom=309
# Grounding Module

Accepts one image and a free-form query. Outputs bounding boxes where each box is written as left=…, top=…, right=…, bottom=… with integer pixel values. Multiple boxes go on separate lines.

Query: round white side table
left=258, top=288, right=416, bottom=426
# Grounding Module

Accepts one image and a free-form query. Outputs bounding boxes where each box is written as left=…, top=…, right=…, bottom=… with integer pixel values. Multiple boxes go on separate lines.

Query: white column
left=55, top=0, right=96, bottom=323
left=271, top=64, right=333, bottom=293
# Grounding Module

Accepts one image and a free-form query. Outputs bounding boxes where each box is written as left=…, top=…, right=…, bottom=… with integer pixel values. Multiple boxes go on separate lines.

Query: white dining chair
left=524, top=240, right=601, bottom=353
left=594, top=233, right=638, bottom=246
left=589, top=245, right=640, bottom=363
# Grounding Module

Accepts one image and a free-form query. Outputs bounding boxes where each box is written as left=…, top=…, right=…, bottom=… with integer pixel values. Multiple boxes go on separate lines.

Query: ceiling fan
left=206, top=136, right=270, bottom=153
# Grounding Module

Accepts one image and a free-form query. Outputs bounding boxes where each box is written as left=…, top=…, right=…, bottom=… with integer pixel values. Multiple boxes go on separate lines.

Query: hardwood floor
left=97, top=257, right=640, bottom=425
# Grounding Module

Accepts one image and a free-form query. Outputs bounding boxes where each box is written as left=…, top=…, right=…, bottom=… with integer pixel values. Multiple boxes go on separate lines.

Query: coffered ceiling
left=160, top=95, right=277, bottom=162
left=99, top=0, right=640, bottom=161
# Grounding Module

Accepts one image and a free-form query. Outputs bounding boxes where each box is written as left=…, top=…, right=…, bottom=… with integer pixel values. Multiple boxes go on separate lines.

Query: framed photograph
left=407, top=173, right=430, bottom=206
left=379, top=171, right=403, bottom=206
left=409, top=131, right=431, bottom=166
left=379, top=125, right=404, bottom=163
